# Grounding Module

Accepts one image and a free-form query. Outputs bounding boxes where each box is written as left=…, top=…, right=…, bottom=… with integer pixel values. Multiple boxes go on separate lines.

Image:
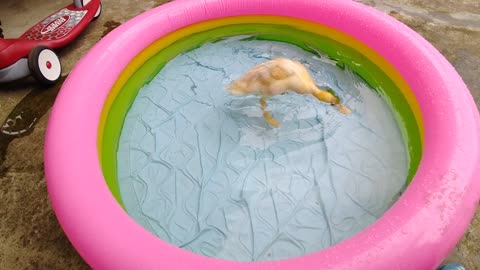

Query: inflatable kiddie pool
left=45, top=0, right=480, bottom=269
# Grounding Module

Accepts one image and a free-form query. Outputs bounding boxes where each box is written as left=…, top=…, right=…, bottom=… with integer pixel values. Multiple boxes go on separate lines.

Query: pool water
left=116, top=37, right=408, bottom=261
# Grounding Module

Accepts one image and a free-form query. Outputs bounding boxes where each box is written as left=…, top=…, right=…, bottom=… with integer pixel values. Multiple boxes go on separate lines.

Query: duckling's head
left=311, top=87, right=339, bottom=104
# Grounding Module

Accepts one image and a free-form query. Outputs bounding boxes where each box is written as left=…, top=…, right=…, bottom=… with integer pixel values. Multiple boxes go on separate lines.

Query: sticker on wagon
left=22, top=8, right=87, bottom=40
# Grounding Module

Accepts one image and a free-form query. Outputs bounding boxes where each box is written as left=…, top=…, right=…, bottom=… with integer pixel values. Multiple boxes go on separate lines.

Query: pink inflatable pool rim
left=44, top=0, right=480, bottom=269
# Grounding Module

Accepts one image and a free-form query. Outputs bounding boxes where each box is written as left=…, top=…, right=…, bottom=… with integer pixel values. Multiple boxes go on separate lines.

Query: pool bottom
left=116, top=37, right=408, bottom=262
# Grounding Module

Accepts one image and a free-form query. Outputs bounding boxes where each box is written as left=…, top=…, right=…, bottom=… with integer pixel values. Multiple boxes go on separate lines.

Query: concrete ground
left=0, top=0, right=478, bottom=269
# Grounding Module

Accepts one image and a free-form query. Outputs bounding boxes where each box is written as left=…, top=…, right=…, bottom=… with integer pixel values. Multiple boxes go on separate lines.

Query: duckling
left=228, top=58, right=351, bottom=127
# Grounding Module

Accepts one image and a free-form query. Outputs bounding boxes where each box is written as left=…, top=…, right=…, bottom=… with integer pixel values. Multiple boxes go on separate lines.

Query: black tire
left=92, top=2, right=102, bottom=20
left=0, top=20, right=4, bottom=39
left=28, top=46, right=62, bottom=86
left=74, top=0, right=102, bottom=20
left=73, top=0, right=83, bottom=8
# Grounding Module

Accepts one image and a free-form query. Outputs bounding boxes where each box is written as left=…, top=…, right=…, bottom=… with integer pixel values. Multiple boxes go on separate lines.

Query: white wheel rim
left=38, top=50, right=61, bottom=81
left=94, top=4, right=101, bottom=17
left=82, top=0, right=101, bottom=17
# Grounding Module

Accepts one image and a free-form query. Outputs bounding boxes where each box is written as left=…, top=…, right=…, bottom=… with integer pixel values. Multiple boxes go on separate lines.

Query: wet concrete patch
left=0, top=76, right=66, bottom=176
left=154, top=0, right=173, bottom=7
left=101, top=20, right=121, bottom=38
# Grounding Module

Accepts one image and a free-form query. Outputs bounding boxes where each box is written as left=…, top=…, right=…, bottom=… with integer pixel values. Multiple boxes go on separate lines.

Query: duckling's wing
left=269, top=64, right=294, bottom=80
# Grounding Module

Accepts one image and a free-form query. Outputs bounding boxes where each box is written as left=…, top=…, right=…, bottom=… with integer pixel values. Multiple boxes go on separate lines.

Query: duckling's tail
left=227, top=81, right=247, bottom=95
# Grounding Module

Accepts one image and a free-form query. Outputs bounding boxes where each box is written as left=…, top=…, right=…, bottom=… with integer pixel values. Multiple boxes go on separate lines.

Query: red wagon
left=0, top=0, right=101, bottom=85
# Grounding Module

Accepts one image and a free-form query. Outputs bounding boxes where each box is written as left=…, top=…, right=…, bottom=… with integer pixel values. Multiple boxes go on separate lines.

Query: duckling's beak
left=335, top=104, right=352, bottom=115
left=312, top=87, right=351, bottom=115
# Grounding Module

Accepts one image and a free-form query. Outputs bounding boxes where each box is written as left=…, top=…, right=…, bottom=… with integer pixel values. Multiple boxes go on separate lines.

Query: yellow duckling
left=228, top=58, right=351, bottom=127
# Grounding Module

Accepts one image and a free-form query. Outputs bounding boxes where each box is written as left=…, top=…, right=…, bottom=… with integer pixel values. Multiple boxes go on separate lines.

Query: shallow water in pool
left=116, top=37, right=408, bottom=261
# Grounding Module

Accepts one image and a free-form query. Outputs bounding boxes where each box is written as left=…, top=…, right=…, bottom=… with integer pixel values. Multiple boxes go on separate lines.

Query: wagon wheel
left=28, top=46, right=62, bottom=86
left=0, top=20, right=4, bottom=38
left=74, top=0, right=102, bottom=20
